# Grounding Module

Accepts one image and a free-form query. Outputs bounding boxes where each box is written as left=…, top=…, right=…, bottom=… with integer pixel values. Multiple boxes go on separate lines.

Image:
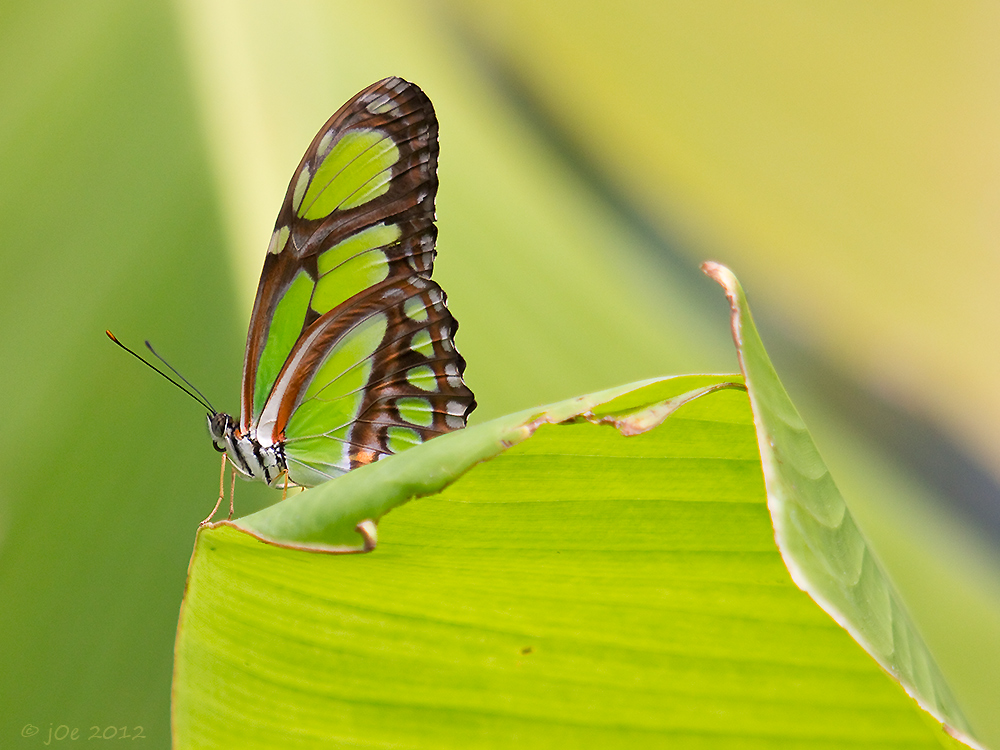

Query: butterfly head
left=207, top=412, right=236, bottom=453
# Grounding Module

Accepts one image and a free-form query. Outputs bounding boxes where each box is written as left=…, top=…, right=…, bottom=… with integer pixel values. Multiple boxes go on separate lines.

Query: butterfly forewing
left=238, top=77, right=474, bottom=487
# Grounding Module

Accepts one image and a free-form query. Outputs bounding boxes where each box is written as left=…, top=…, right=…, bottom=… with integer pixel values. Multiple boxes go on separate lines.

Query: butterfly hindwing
left=237, top=77, right=474, bottom=487
left=276, top=277, right=475, bottom=485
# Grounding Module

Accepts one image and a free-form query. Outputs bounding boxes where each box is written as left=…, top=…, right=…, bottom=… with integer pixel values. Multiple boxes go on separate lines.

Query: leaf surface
left=172, top=268, right=980, bottom=749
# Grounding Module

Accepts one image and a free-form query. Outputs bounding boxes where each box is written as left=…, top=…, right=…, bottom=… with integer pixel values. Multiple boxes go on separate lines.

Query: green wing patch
left=298, top=129, right=400, bottom=220
left=316, top=223, right=402, bottom=276
left=284, top=312, right=389, bottom=440
left=253, top=270, right=313, bottom=418
left=311, top=251, right=390, bottom=315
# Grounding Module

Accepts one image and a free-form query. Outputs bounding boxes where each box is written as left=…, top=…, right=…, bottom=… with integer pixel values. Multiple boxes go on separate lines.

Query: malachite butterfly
left=207, top=76, right=476, bottom=490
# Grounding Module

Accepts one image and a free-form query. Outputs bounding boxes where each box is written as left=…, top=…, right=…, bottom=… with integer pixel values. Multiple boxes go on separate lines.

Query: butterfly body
left=208, top=412, right=287, bottom=487
left=211, top=77, right=475, bottom=490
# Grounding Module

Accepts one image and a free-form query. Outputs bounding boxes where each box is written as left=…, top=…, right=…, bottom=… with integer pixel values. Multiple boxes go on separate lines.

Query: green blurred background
left=1, top=1, right=997, bottom=746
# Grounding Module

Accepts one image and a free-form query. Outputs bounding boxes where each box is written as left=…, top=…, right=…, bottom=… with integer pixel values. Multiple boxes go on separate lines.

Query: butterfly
left=205, top=77, right=476, bottom=500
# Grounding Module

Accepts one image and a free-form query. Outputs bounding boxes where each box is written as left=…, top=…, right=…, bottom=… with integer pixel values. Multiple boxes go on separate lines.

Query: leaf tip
left=945, top=725, right=989, bottom=750
left=700, top=261, right=737, bottom=300
left=702, top=261, right=746, bottom=352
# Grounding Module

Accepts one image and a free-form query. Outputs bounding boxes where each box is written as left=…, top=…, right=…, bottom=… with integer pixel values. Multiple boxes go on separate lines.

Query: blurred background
left=1, top=0, right=997, bottom=745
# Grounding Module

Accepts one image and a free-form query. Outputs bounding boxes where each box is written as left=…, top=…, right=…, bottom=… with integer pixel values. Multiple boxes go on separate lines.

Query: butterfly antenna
left=142, top=338, right=219, bottom=413
left=106, top=330, right=217, bottom=413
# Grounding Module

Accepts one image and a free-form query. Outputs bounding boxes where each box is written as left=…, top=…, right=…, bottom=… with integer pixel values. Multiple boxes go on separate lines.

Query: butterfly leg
left=226, top=465, right=236, bottom=520
left=199, top=454, right=229, bottom=526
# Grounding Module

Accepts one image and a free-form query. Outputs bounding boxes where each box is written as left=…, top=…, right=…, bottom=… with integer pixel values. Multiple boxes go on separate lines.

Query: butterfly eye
left=207, top=413, right=233, bottom=451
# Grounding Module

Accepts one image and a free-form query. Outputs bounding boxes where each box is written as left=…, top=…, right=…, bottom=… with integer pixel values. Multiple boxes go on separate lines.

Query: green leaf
left=172, top=267, right=980, bottom=748
left=231, top=375, right=742, bottom=552
left=702, top=263, right=980, bottom=749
